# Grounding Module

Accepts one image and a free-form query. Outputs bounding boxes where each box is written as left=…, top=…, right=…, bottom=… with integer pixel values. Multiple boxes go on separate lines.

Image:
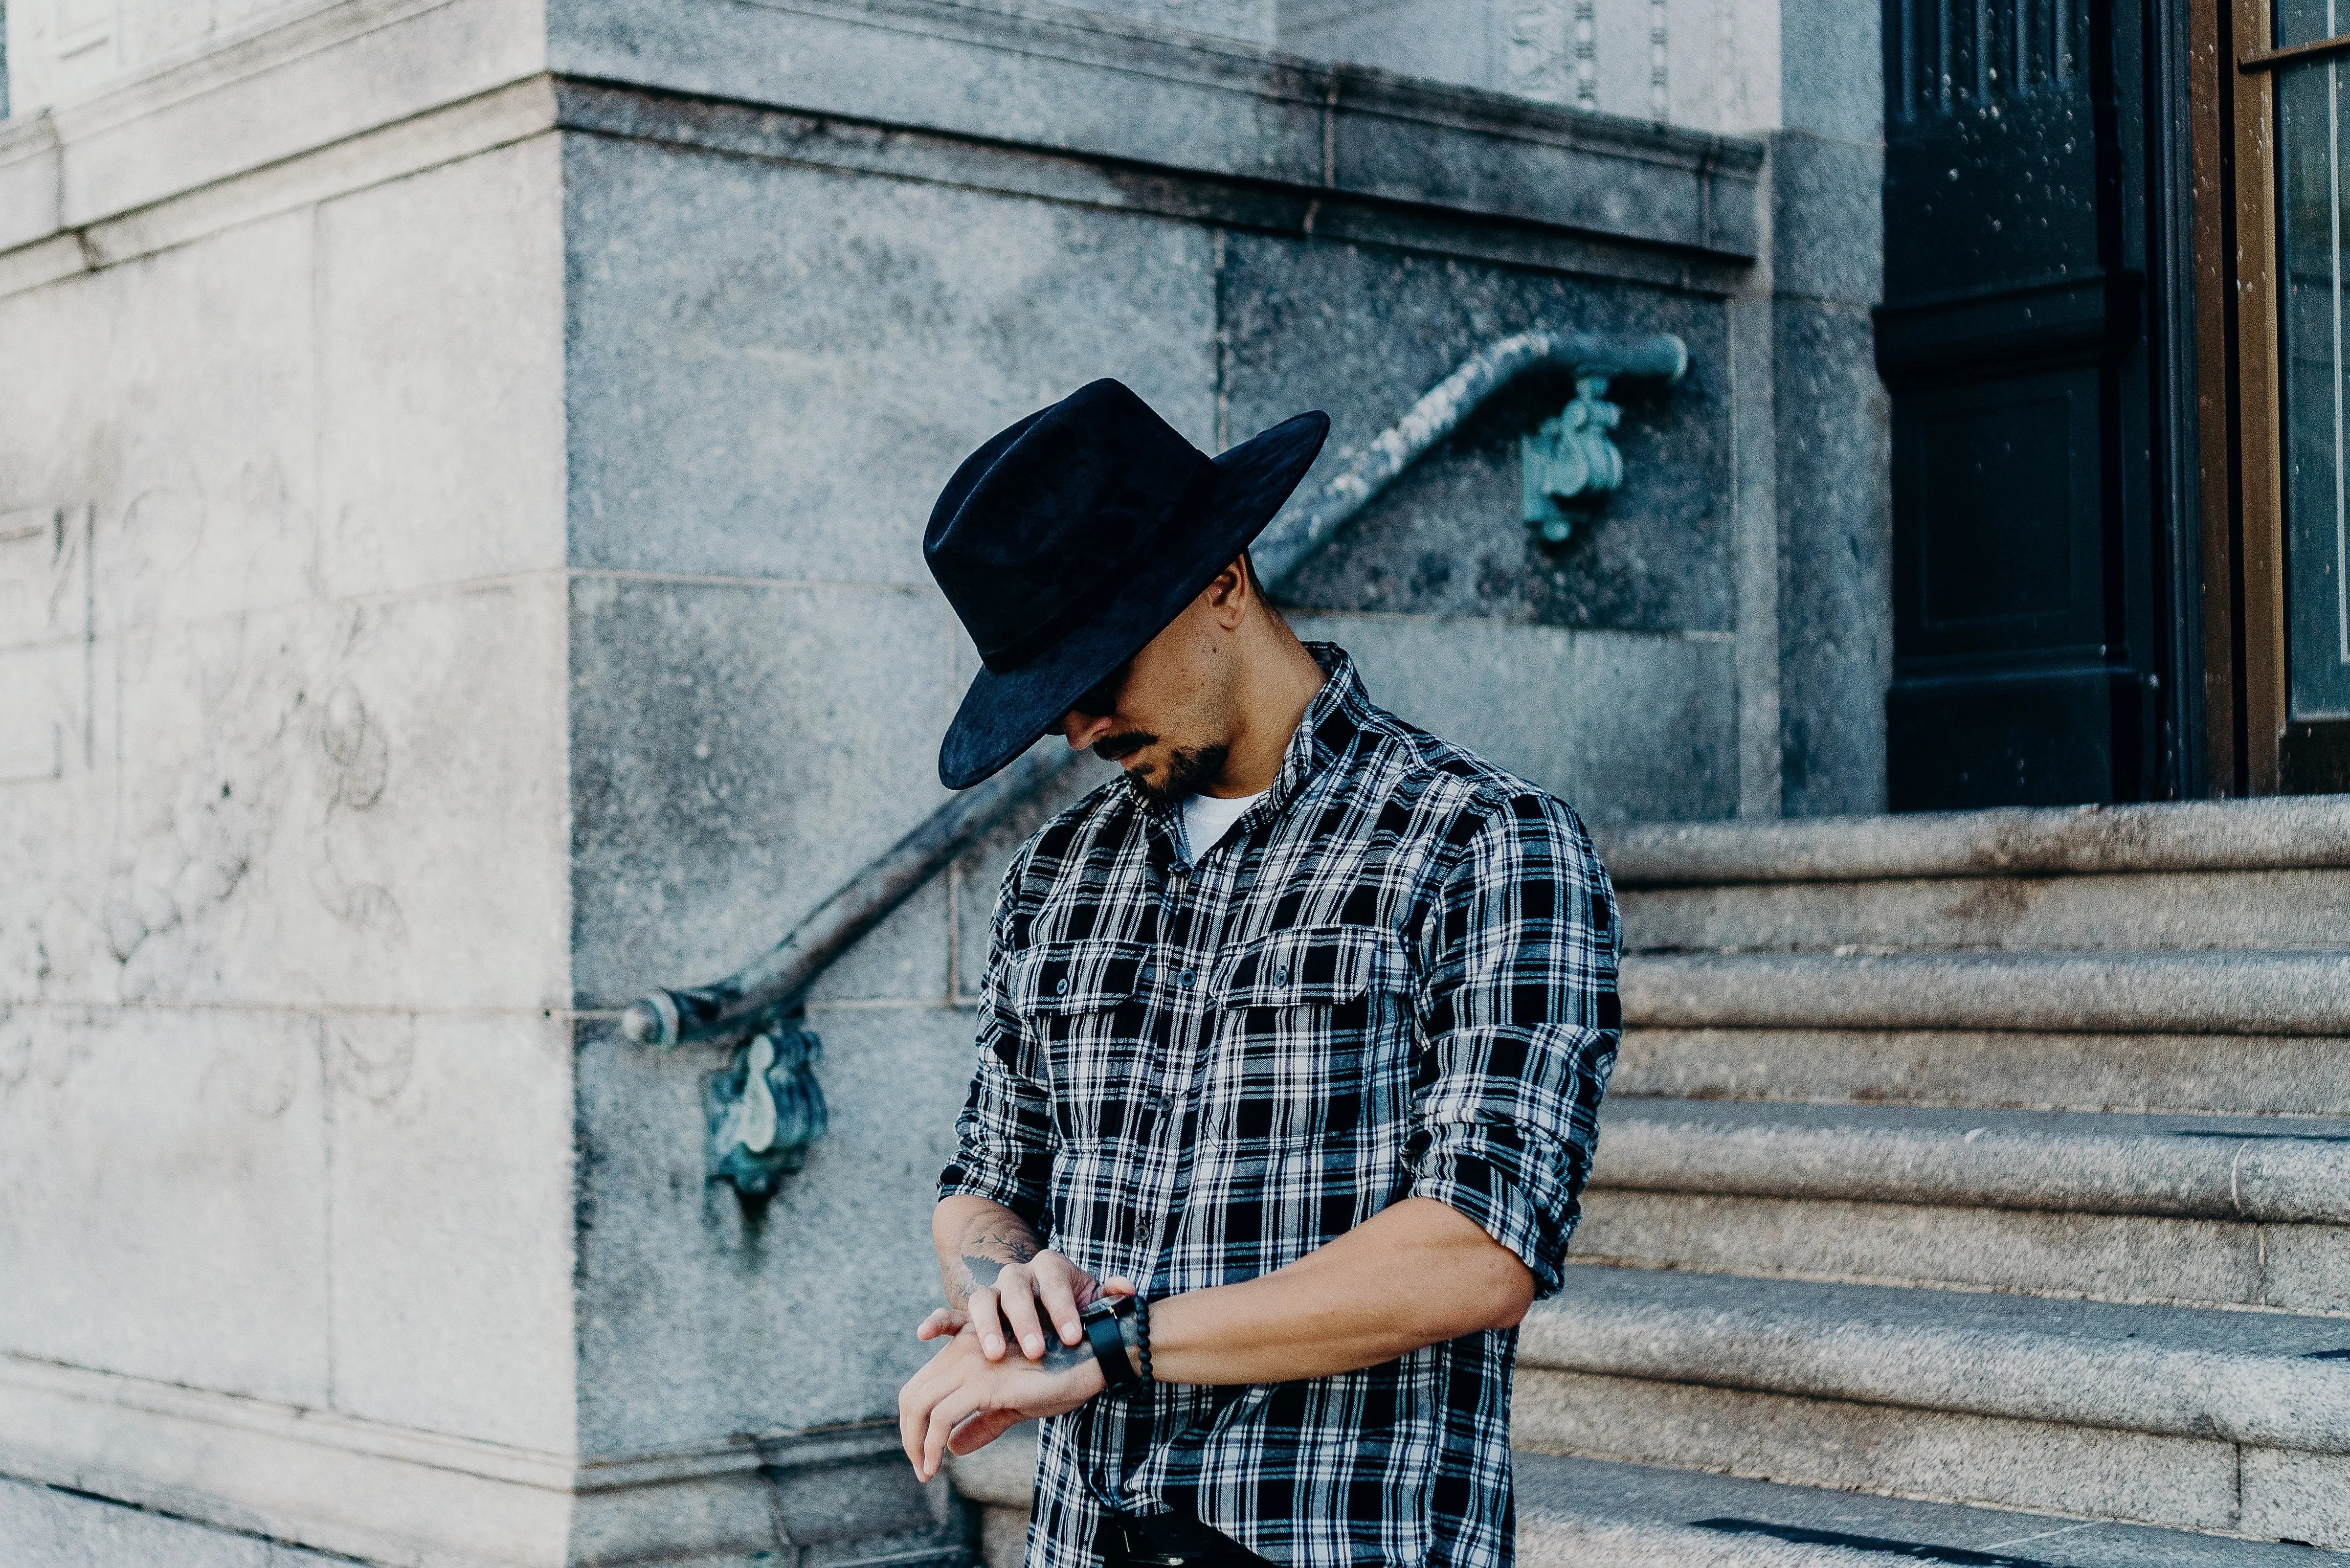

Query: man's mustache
left=1093, top=732, right=1157, bottom=762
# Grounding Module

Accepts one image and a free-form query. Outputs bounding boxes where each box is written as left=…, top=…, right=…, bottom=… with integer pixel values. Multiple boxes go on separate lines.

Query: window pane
left=2277, top=55, right=2350, bottom=719
left=2278, top=0, right=2346, bottom=50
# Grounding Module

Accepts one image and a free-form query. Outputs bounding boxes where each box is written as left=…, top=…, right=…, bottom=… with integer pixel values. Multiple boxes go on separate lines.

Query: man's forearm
left=1145, top=1197, right=1533, bottom=1386
left=933, top=1195, right=1044, bottom=1310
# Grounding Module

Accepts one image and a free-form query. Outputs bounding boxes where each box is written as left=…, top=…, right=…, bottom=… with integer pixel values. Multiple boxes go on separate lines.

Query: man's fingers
left=995, top=1269, right=1049, bottom=1360
left=947, top=1407, right=1026, bottom=1456
left=916, top=1308, right=968, bottom=1341
left=967, top=1286, right=1007, bottom=1359
left=921, top=1387, right=985, bottom=1481
left=1032, top=1261, right=1084, bottom=1346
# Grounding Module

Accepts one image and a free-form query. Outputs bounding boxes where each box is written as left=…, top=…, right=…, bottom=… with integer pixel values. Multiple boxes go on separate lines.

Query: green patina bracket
left=704, top=1010, right=828, bottom=1198
left=1521, top=373, right=1629, bottom=547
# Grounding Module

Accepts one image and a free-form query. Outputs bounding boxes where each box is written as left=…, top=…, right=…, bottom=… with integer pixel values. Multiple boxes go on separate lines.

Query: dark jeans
left=1097, top=1511, right=1274, bottom=1567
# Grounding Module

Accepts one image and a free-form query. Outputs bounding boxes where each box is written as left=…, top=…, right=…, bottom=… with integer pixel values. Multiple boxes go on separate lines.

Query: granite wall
left=0, top=0, right=1883, bottom=1562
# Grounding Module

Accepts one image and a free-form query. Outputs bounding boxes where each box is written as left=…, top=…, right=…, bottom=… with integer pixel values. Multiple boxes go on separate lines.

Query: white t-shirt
left=1180, top=787, right=1266, bottom=861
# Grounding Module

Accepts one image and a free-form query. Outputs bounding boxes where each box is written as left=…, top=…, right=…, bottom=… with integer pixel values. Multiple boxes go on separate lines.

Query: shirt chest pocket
left=1014, top=941, right=1158, bottom=1145
left=1208, top=925, right=1410, bottom=1146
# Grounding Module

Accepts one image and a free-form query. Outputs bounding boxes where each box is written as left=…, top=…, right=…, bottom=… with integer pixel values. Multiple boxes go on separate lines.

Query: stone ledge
left=0, top=1354, right=930, bottom=1568
left=1521, top=1265, right=2350, bottom=1455
left=1621, top=949, right=2350, bottom=1036
left=0, top=0, right=1760, bottom=303
left=1591, top=1097, right=2350, bottom=1223
left=552, top=0, right=1758, bottom=257
left=1598, top=796, right=2350, bottom=887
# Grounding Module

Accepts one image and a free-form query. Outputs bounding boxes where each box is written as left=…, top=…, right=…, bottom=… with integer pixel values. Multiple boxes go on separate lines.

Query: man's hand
left=956, top=1249, right=1130, bottom=1363
left=897, top=1322, right=1104, bottom=1480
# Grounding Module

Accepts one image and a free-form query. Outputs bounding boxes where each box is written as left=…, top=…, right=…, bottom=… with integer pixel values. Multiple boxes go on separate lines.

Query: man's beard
left=1096, top=734, right=1230, bottom=808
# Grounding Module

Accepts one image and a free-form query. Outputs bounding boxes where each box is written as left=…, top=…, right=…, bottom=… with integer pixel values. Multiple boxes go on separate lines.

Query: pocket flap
left=1219, top=925, right=1400, bottom=1007
left=1012, top=942, right=1146, bottom=1013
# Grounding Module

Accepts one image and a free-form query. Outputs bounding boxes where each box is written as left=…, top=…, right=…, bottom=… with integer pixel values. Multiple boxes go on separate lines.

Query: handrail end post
left=621, top=990, right=683, bottom=1049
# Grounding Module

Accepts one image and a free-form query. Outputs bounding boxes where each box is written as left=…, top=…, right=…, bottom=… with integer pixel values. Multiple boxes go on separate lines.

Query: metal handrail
left=620, top=329, right=1688, bottom=1048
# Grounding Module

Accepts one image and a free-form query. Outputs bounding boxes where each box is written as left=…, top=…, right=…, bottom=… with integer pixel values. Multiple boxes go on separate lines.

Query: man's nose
left=1061, top=710, right=1117, bottom=749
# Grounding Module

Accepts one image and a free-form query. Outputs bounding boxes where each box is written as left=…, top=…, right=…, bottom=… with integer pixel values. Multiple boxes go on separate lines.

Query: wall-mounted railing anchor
left=704, top=1008, right=828, bottom=1198
left=1522, top=373, right=1630, bottom=546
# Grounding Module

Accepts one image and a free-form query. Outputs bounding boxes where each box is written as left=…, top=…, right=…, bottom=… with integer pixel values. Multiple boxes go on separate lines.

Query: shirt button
left=1179, top=969, right=1196, bottom=987
left=1141, top=965, right=1155, bottom=982
left=1054, top=978, right=1068, bottom=996
left=1275, top=967, right=1291, bottom=987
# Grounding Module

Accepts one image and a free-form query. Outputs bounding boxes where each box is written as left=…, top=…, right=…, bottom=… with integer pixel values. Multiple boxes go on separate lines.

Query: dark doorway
left=1879, top=0, right=2202, bottom=809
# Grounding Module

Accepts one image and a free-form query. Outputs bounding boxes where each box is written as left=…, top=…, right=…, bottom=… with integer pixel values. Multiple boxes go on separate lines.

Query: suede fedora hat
left=925, top=379, right=1329, bottom=790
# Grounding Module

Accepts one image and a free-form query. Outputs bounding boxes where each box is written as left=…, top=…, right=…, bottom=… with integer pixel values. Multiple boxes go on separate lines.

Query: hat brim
left=937, top=409, right=1331, bottom=790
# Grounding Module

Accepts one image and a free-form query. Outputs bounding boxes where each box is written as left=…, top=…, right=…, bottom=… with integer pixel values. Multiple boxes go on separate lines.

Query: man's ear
left=1203, top=556, right=1251, bottom=628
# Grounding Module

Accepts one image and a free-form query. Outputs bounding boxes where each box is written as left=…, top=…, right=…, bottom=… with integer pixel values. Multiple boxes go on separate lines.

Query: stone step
left=1611, top=1025, right=2350, bottom=1118
left=1596, top=796, right=2350, bottom=959
left=1515, top=1266, right=2350, bottom=1546
left=1619, top=866, right=2350, bottom=957
left=1620, top=950, right=2350, bottom=1037
left=950, top=1436, right=2342, bottom=1567
left=1514, top=1452, right=2336, bottom=1566
left=1597, top=797, right=2350, bottom=887
left=1576, top=1099, right=2350, bottom=1312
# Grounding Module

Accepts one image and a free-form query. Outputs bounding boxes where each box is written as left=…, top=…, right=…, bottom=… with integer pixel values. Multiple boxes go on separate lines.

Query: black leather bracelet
left=1081, top=1297, right=1144, bottom=1393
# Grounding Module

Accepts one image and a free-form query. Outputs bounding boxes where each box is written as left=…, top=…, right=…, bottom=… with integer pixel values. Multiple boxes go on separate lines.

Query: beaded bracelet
left=1135, top=1292, right=1154, bottom=1384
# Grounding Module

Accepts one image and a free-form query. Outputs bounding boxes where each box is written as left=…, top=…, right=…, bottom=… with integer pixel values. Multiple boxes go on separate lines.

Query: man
left=900, top=380, right=1619, bottom=1568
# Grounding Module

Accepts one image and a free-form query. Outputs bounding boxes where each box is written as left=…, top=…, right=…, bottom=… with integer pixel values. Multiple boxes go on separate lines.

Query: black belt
left=1097, top=1511, right=1272, bottom=1567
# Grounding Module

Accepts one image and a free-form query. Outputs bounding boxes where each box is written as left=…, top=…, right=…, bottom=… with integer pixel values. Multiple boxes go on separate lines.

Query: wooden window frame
left=2208, top=0, right=2350, bottom=791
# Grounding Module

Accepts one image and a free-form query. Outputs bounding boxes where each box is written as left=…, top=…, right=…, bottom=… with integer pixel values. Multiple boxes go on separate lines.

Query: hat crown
left=925, top=380, right=1214, bottom=671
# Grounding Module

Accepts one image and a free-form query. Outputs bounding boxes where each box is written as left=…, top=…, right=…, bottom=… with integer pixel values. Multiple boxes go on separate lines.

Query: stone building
left=0, top=1, right=2343, bottom=1566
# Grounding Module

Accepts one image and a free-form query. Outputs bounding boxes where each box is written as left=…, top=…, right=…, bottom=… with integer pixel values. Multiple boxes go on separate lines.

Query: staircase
left=952, top=797, right=2350, bottom=1565
left=1515, top=795, right=2350, bottom=1563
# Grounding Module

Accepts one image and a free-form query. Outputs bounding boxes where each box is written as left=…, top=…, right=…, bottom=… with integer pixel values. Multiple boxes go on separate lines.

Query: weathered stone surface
left=0, top=1005, right=329, bottom=1406
left=319, top=135, right=566, bottom=600
left=1050, top=0, right=1275, bottom=44
left=327, top=1013, right=575, bottom=1451
left=0, top=1473, right=347, bottom=1568
left=1772, top=297, right=1889, bottom=817
left=1590, top=1098, right=2350, bottom=1224
left=562, top=132, right=1219, bottom=587
left=1624, top=868, right=2350, bottom=954
left=1514, top=1452, right=2325, bottom=1568
left=547, top=0, right=1761, bottom=260
left=1577, top=1190, right=2272, bottom=1310
left=1516, top=1367, right=2242, bottom=1533
left=3, top=580, right=571, bottom=1014
left=1292, top=612, right=1737, bottom=822
left=566, top=575, right=966, bottom=1009
left=1227, top=234, right=1734, bottom=636
left=571, top=1003, right=973, bottom=1453
left=1522, top=1266, right=2350, bottom=1455
left=1622, top=949, right=2350, bottom=1036
left=1612, top=1025, right=2350, bottom=1117
left=1601, top=793, right=2350, bottom=885
left=1769, top=131, right=1883, bottom=308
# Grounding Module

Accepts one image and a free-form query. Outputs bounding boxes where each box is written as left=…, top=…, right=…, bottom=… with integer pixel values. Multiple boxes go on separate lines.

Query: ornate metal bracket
left=1522, top=373, right=1628, bottom=547
left=703, top=1009, right=828, bottom=1198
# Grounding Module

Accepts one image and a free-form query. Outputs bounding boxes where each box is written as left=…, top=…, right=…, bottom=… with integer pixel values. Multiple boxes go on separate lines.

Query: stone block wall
left=0, top=0, right=1881, bottom=1561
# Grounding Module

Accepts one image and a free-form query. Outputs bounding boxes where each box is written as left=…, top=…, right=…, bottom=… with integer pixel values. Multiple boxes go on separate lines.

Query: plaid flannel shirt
left=939, top=645, right=1620, bottom=1568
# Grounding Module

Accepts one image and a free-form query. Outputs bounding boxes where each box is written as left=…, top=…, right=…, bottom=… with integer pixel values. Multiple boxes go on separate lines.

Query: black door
left=1879, top=0, right=2195, bottom=809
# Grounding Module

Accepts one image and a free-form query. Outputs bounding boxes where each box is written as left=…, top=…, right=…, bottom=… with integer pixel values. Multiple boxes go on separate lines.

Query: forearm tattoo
left=951, top=1231, right=1091, bottom=1373
left=945, top=1213, right=1039, bottom=1307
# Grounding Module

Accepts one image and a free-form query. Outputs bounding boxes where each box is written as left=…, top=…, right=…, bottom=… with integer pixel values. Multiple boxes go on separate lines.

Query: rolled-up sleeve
left=936, top=862, right=1057, bottom=1235
left=1407, top=789, right=1620, bottom=1297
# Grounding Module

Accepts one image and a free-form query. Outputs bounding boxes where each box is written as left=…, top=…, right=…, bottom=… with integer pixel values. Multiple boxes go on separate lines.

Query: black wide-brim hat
left=924, top=379, right=1330, bottom=789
